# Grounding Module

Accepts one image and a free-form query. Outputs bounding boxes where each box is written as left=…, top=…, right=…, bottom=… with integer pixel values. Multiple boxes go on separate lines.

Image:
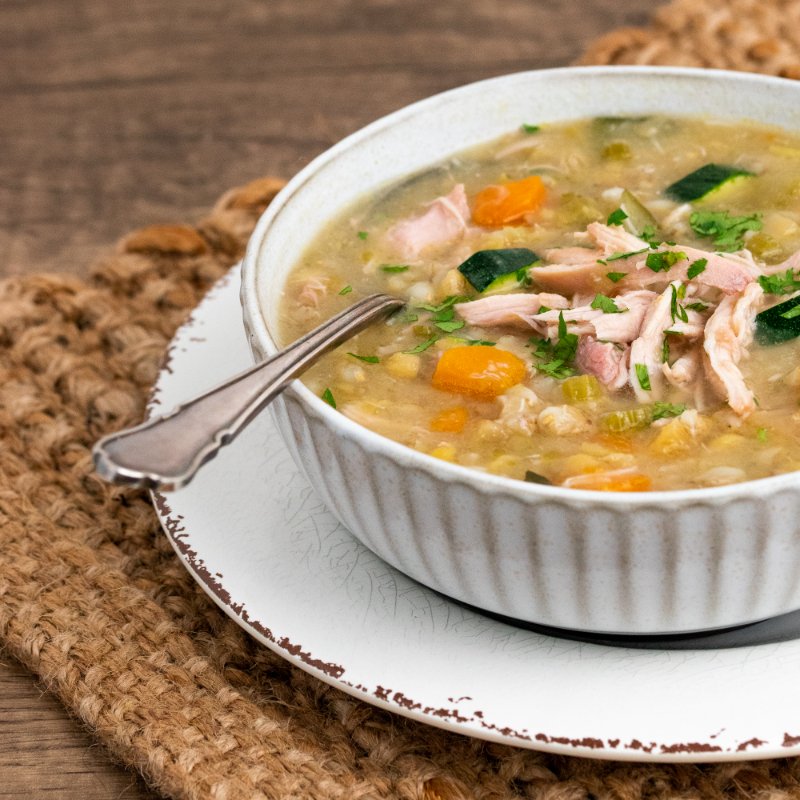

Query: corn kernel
left=560, top=453, right=602, bottom=477
left=649, top=420, right=693, bottom=457
left=437, top=268, right=467, bottom=298
left=709, top=433, right=747, bottom=451
left=384, top=352, right=420, bottom=379
left=430, top=444, right=457, bottom=462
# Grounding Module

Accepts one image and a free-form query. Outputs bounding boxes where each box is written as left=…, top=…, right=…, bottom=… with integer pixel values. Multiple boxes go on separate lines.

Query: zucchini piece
left=665, top=163, right=754, bottom=202
left=755, top=294, right=800, bottom=345
left=619, top=189, right=659, bottom=239
left=457, top=248, right=538, bottom=292
left=482, top=270, right=527, bottom=295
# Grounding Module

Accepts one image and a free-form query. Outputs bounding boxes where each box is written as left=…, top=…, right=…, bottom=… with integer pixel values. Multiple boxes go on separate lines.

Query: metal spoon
left=92, top=293, right=404, bottom=492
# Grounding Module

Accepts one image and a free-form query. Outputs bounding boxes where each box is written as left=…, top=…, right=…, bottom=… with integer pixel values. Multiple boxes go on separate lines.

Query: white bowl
left=241, top=66, right=800, bottom=635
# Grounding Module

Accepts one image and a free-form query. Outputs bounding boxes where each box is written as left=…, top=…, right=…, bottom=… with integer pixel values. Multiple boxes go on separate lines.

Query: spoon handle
left=93, top=293, right=403, bottom=491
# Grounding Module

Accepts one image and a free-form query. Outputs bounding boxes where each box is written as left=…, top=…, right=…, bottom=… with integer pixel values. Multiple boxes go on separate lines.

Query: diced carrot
left=590, top=433, right=635, bottom=453
left=430, top=406, right=469, bottom=433
left=564, top=470, right=652, bottom=492
left=472, top=175, right=547, bottom=227
left=432, top=346, right=526, bottom=400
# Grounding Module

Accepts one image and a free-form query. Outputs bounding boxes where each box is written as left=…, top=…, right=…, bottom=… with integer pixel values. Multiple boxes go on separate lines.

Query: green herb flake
left=661, top=337, right=670, bottom=364
left=452, top=337, right=496, bottom=346
left=528, top=313, right=579, bottom=379
left=689, top=210, right=762, bottom=251
left=591, top=293, right=624, bottom=314
left=524, top=470, right=552, bottom=485
left=687, top=258, right=708, bottom=279
left=758, top=269, right=800, bottom=295
left=685, top=301, right=709, bottom=312
left=602, top=247, right=649, bottom=264
left=607, top=208, right=629, bottom=226
left=321, top=388, right=337, bottom=409
left=646, top=250, right=687, bottom=273
left=670, top=283, right=689, bottom=323
left=357, top=231, right=369, bottom=240
left=641, top=224, right=660, bottom=246
left=606, top=271, right=628, bottom=283
left=757, top=427, right=768, bottom=442
left=635, top=363, right=651, bottom=391
left=416, top=295, right=471, bottom=313
left=338, top=285, right=353, bottom=296
left=347, top=352, right=379, bottom=364
left=381, top=264, right=410, bottom=273
left=434, top=319, right=466, bottom=333
left=652, top=401, right=686, bottom=421
left=521, top=123, right=540, bottom=134
left=402, top=336, right=439, bottom=354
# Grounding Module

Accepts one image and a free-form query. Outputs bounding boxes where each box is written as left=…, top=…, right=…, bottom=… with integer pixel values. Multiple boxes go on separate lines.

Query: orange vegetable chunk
left=432, top=346, right=526, bottom=399
left=472, top=175, right=547, bottom=227
left=430, top=406, right=469, bottom=433
left=565, top=471, right=652, bottom=492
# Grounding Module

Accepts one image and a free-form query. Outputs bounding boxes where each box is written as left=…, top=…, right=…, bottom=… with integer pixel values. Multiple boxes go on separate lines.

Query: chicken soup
left=278, top=115, right=800, bottom=491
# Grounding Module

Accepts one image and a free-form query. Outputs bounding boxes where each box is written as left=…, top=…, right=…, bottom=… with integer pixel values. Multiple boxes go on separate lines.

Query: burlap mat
left=5, top=1, right=800, bottom=797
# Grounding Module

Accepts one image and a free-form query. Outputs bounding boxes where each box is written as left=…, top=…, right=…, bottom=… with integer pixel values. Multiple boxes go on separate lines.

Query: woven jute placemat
left=5, top=1, right=800, bottom=797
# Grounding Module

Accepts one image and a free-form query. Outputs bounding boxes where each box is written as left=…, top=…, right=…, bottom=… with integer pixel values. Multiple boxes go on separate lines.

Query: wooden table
left=1, top=1, right=657, bottom=795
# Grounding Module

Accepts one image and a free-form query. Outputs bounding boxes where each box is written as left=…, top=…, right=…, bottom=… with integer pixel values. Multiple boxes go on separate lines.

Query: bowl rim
left=241, top=64, right=800, bottom=507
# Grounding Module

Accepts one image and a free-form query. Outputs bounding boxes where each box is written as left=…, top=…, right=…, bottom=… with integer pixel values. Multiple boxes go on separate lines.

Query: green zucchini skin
left=755, top=294, right=800, bottom=345
left=665, top=163, right=754, bottom=202
left=457, top=248, right=539, bottom=292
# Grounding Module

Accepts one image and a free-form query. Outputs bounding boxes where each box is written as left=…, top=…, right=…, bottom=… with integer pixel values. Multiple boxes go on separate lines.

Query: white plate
left=152, top=268, right=800, bottom=763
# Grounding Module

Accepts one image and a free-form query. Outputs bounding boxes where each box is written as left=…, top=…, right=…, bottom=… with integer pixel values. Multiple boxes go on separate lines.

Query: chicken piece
left=297, top=277, right=328, bottom=308
left=628, top=282, right=677, bottom=402
left=537, top=405, right=591, bottom=436
left=496, top=384, right=542, bottom=435
left=529, top=260, right=611, bottom=295
left=454, top=292, right=569, bottom=329
left=702, top=282, right=764, bottom=417
left=593, top=290, right=656, bottom=342
left=584, top=221, right=650, bottom=255
left=662, top=349, right=700, bottom=391
left=576, top=337, right=629, bottom=391
left=384, top=184, right=470, bottom=260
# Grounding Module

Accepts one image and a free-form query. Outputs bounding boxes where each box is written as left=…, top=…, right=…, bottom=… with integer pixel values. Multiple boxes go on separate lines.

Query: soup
left=278, top=115, right=800, bottom=491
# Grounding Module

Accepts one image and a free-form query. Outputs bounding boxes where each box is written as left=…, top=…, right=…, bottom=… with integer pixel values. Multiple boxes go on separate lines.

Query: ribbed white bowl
left=241, top=66, right=800, bottom=634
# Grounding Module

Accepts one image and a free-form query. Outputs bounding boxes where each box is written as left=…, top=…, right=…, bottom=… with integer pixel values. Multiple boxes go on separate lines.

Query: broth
left=278, top=115, right=800, bottom=491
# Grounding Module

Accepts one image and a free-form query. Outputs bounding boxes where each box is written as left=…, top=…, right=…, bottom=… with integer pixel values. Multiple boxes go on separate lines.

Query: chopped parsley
left=758, top=269, right=800, bottom=295
left=416, top=295, right=470, bottom=313
left=641, top=224, right=661, bottom=246
left=607, top=208, right=629, bottom=226
left=453, top=337, right=496, bottom=346
left=529, top=312, right=579, bottom=379
left=634, top=363, right=651, bottom=391
left=591, top=293, right=625, bottom=314
left=687, top=258, right=708, bottom=279
left=685, top=301, right=709, bottom=312
left=521, top=123, right=540, bottom=134
left=670, top=283, right=689, bottom=323
left=338, top=285, right=353, bottom=295
left=402, top=336, right=439, bottom=354
left=652, top=401, right=686, bottom=421
left=757, top=427, right=768, bottom=442
left=395, top=311, right=419, bottom=323
left=606, top=271, right=628, bottom=283
left=598, top=246, right=649, bottom=264
left=347, top=352, right=379, bottom=364
left=689, top=210, right=762, bottom=251
left=646, top=250, right=686, bottom=272
left=321, top=388, right=337, bottom=408
left=381, top=264, right=410, bottom=273
left=434, top=319, right=466, bottom=333
left=357, top=231, right=369, bottom=240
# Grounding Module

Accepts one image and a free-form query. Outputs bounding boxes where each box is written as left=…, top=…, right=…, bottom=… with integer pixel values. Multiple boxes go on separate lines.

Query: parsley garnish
left=646, top=250, right=686, bottom=272
left=452, top=337, right=496, bottom=346
left=641, top=224, right=660, bottom=246
left=757, top=427, right=768, bottom=442
left=652, top=401, right=686, bottom=421
left=661, top=337, right=670, bottom=364
left=687, top=258, right=708, bottom=279
left=606, top=271, right=627, bottom=283
left=416, top=295, right=470, bottom=313
left=321, top=388, right=337, bottom=408
left=591, top=293, right=624, bottom=314
left=684, top=301, right=709, bottom=312
left=434, top=319, right=466, bottom=333
left=607, top=208, right=629, bottom=226
left=381, top=264, right=410, bottom=273
left=634, top=363, right=651, bottom=391
left=357, top=231, right=369, bottom=240
left=670, top=283, right=689, bottom=323
left=338, top=285, right=353, bottom=295
left=689, top=210, right=762, bottom=251
left=395, top=311, right=419, bottom=323
left=758, top=269, right=800, bottom=295
left=402, top=336, right=439, bottom=354
left=347, top=353, right=379, bottom=364
left=598, top=246, right=649, bottom=265
left=521, top=123, right=540, bottom=134
left=529, top=312, right=578, bottom=379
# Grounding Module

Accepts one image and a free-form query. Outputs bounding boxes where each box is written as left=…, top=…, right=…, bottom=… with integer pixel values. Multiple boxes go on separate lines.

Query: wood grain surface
left=1, top=1, right=657, bottom=796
